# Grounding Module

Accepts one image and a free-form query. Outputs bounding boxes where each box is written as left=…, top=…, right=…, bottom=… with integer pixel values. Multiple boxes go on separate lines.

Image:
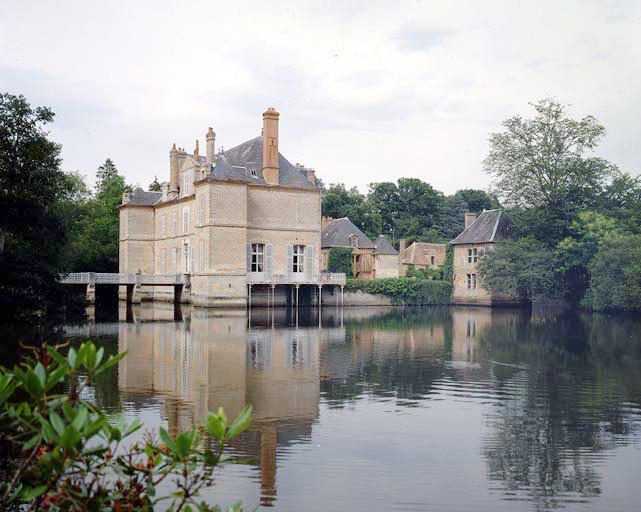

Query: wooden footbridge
left=61, top=272, right=188, bottom=304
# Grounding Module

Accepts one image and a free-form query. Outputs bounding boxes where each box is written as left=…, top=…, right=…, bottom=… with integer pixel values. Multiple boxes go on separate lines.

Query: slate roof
left=321, top=218, right=375, bottom=249
left=375, top=235, right=398, bottom=255
left=124, top=188, right=162, bottom=206
left=401, top=242, right=446, bottom=265
left=450, top=209, right=511, bottom=245
left=211, top=136, right=317, bottom=189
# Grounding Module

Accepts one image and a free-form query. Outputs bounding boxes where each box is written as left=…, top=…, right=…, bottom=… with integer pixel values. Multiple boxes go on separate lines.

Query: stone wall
left=374, top=254, right=400, bottom=278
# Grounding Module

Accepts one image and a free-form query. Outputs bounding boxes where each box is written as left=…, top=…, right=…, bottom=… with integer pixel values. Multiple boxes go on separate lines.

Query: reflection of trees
left=321, top=307, right=453, bottom=405
left=481, top=311, right=641, bottom=510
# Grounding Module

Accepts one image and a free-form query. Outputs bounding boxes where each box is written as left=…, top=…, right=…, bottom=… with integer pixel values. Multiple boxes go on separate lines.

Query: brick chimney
left=262, top=107, right=280, bottom=185
left=464, top=213, right=477, bottom=230
left=321, top=216, right=334, bottom=230
left=206, top=127, right=215, bottom=164
left=169, top=144, right=179, bottom=193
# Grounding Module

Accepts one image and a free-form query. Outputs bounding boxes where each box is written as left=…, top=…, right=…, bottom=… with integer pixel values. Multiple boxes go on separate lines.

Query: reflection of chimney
left=262, top=107, right=280, bottom=185
left=464, top=213, right=477, bottom=230
left=260, top=429, right=277, bottom=506
left=205, top=127, right=215, bottom=164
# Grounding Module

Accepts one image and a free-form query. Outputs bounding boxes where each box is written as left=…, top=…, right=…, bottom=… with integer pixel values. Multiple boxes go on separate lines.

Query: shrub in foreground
left=0, top=341, right=252, bottom=511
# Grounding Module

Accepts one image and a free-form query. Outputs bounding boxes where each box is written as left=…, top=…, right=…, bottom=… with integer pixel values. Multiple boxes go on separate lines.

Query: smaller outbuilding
left=399, top=241, right=446, bottom=275
left=321, top=217, right=401, bottom=279
left=450, top=209, right=518, bottom=305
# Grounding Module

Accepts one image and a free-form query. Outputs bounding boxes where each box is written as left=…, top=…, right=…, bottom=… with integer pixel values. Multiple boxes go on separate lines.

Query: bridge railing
left=60, top=273, right=186, bottom=286
left=247, top=272, right=346, bottom=286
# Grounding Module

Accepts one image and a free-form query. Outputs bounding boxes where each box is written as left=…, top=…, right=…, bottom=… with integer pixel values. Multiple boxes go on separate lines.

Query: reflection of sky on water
left=63, top=304, right=641, bottom=511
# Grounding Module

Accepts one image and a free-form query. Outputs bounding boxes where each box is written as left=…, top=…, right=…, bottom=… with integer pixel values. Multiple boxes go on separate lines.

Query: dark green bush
left=327, top=247, right=353, bottom=275
left=346, top=277, right=452, bottom=305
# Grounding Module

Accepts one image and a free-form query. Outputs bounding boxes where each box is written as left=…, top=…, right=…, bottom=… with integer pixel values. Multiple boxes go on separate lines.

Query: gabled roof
left=211, top=136, right=317, bottom=189
left=375, top=235, right=398, bottom=255
left=321, top=218, right=375, bottom=249
left=450, top=209, right=511, bottom=245
left=123, top=188, right=162, bottom=206
left=401, top=242, right=446, bottom=265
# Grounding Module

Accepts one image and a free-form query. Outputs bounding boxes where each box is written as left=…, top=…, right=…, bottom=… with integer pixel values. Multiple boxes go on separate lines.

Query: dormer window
left=349, top=234, right=358, bottom=248
left=250, top=169, right=257, bottom=177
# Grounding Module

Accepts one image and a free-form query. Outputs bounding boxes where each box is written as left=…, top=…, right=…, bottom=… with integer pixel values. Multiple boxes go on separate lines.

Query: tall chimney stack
left=169, top=144, right=179, bottom=193
left=464, top=212, right=477, bottom=230
left=262, top=107, right=280, bottom=185
left=206, top=127, right=216, bottom=164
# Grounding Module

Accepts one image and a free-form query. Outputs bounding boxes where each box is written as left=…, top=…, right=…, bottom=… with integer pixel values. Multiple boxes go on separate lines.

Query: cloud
left=394, top=23, right=452, bottom=52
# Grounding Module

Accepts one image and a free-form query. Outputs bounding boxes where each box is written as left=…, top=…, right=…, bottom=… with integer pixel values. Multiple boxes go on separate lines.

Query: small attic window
left=349, top=234, right=358, bottom=248
left=250, top=169, right=257, bottom=177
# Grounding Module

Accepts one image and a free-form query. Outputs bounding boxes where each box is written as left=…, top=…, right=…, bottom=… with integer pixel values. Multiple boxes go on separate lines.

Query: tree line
left=321, top=180, right=498, bottom=243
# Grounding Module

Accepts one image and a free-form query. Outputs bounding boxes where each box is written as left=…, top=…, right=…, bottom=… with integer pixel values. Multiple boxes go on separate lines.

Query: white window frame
left=467, top=273, right=477, bottom=290
left=182, top=207, right=189, bottom=235
left=468, top=248, right=478, bottom=264
left=160, top=248, right=166, bottom=273
left=172, top=247, right=177, bottom=274
left=292, top=245, right=305, bottom=274
left=161, top=215, right=167, bottom=239
left=172, top=213, right=177, bottom=237
left=183, top=169, right=191, bottom=196
left=251, top=243, right=265, bottom=273
left=191, top=245, right=195, bottom=274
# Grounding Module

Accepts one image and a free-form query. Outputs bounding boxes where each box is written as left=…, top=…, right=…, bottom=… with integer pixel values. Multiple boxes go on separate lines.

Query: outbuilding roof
left=450, top=209, right=511, bottom=245
left=123, top=188, right=162, bottom=206
left=375, top=235, right=398, bottom=255
left=401, top=242, right=446, bottom=265
left=321, top=217, right=375, bottom=249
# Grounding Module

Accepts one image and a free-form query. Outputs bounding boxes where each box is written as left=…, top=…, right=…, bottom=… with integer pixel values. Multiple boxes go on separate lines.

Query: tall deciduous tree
left=0, top=93, right=68, bottom=319
left=484, top=98, right=613, bottom=211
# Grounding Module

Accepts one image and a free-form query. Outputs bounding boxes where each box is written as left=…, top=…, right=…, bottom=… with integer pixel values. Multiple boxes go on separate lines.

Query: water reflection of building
left=117, top=303, right=319, bottom=506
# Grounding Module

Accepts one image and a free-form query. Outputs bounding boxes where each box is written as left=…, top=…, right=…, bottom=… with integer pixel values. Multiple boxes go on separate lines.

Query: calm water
left=60, top=303, right=641, bottom=511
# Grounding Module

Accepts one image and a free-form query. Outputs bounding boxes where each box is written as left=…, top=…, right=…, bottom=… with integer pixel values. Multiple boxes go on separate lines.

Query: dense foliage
left=322, top=180, right=498, bottom=244
left=327, top=247, right=352, bottom=276
left=0, top=341, right=252, bottom=511
left=0, top=93, right=73, bottom=321
left=346, top=277, right=452, bottom=305
left=479, top=99, right=641, bottom=311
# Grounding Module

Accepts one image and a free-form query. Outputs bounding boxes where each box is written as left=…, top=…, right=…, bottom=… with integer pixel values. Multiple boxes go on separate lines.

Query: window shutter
left=287, top=244, right=293, bottom=280
left=265, top=244, right=273, bottom=280
left=200, top=239, right=205, bottom=272
left=247, top=243, right=252, bottom=273
left=191, top=246, right=195, bottom=274
left=305, top=245, right=314, bottom=280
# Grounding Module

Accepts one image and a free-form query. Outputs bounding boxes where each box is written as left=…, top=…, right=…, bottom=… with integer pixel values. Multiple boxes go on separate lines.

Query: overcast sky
left=1, top=0, right=640, bottom=194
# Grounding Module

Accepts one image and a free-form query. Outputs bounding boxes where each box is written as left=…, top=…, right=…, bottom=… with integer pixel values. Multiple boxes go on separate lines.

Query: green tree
left=95, top=158, right=119, bottom=193
left=484, top=98, right=613, bottom=212
left=148, top=175, right=161, bottom=191
left=327, top=247, right=352, bottom=276
left=453, top=189, right=500, bottom=213
left=70, top=160, right=131, bottom=272
left=589, top=235, right=641, bottom=312
left=477, top=239, right=560, bottom=300
left=0, top=92, right=69, bottom=320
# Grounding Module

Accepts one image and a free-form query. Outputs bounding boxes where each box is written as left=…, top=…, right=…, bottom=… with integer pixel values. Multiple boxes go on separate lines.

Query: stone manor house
left=119, top=107, right=344, bottom=308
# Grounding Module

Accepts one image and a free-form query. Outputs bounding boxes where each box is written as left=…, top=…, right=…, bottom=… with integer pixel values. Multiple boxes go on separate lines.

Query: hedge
left=345, top=277, right=452, bottom=305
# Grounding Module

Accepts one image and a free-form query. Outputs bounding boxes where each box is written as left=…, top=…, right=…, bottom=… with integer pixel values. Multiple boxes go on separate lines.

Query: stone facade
left=119, top=108, right=330, bottom=308
left=450, top=210, right=519, bottom=305
left=399, top=240, right=446, bottom=276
